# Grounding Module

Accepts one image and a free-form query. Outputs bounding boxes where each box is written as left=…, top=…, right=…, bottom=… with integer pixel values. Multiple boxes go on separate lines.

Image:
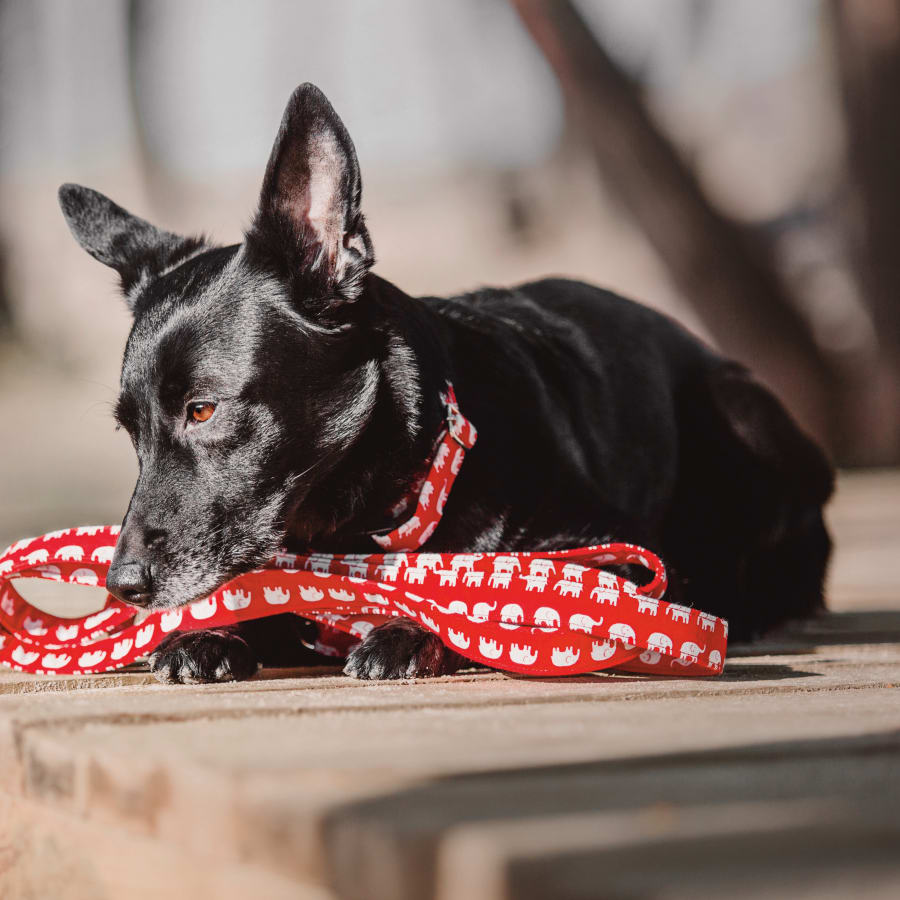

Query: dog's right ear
left=58, top=184, right=204, bottom=309
left=246, top=84, right=374, bottom=310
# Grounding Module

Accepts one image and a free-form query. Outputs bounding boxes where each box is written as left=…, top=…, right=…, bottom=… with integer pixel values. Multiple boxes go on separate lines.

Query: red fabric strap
left=369, top=383, right=477, bottom=551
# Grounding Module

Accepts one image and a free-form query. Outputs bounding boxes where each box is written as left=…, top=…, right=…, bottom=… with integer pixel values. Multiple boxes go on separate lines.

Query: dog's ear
left=58, top=184, right=204, bottom=308
left=247, top=83, right=374, bottom=307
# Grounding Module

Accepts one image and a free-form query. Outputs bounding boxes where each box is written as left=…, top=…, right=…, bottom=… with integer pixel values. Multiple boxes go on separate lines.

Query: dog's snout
left=144, top=528, right=166, bottom=551
left=107, top=560, right=153, bottom=607
left=107, top=521, right=166, bottom=607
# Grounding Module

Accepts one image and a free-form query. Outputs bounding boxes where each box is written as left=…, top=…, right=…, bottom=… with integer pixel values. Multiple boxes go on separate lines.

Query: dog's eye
left=188, top=401, right=216, bottom=424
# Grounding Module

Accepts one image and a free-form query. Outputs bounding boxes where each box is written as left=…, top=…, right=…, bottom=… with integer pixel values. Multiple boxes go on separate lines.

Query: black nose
left=107, top=561, right=153, bottom=607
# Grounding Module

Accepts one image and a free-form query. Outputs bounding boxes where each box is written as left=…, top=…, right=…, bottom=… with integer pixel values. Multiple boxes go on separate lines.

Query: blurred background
left=2, top=0, right=900, bottom=547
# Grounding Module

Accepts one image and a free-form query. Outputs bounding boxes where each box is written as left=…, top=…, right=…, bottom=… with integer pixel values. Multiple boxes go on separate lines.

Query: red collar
left=370, top=383, right=477, bottom=551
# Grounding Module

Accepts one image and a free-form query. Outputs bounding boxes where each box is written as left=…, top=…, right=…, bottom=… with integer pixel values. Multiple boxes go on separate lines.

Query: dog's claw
left=343, top=618, right=462, bottom=680
left=149, top=628, right=259, bottom=684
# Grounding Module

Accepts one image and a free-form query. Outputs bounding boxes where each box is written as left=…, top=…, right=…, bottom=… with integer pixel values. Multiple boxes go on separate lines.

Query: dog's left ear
left=247, top=83, right=374, bottom=305
left=58, top=184, right=205, bottom=308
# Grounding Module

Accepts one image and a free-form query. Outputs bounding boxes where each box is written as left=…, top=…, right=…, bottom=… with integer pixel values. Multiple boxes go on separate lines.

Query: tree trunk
left=832, top=0, right=900, bottom=463
left=511, top=0, right=837, bottom=451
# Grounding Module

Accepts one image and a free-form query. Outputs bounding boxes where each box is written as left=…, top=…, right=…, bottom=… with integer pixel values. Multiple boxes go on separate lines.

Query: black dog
left=58, top=84, right=833, bottom=684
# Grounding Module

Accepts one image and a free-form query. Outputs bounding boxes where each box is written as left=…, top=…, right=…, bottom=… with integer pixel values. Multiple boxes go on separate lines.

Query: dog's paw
left=343, top=618, right=463, bottom=680
left=149, top=628, right=259, bottom=684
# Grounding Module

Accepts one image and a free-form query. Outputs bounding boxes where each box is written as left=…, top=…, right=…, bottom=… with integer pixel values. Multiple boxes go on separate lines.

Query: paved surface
left=0, top=471, right=898, bottom=899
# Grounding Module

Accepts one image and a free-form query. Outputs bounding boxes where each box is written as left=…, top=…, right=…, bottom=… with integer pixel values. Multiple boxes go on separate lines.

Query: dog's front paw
left=343, top=618, right=463, bottom=680
left=149, top=628, right=259, bottom=684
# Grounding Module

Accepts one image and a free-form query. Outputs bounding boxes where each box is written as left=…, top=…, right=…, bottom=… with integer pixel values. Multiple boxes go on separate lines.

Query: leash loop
left=0, top=529, right=726, bottom=678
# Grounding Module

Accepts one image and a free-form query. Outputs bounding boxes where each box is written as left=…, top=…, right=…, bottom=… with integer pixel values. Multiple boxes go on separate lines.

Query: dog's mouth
left=121, top=578, right=229, bottom=614
left=121, top=544, right=282, bottom=613
left=111, top=482, right=299, bottom=613
left=127, top=578, right=220, bottom=613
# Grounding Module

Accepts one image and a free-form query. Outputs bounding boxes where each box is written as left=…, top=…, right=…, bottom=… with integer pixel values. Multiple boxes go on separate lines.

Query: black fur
left=58, top=84, right=833, bottom=685
left=149, top=628, right=259, bottom=684
left=343, top=618, right=465, bottom=680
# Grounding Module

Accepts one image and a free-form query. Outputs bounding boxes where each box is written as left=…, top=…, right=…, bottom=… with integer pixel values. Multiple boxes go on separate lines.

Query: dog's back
left=429, top=276, right=833, bottom=641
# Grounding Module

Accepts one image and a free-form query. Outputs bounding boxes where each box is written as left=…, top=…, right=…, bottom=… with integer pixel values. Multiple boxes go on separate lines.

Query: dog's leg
left=343, top=618, right=465, bottom=680
left=149, top=627, right=259, bottom=684
left=149, top=614, right=326, bottom=684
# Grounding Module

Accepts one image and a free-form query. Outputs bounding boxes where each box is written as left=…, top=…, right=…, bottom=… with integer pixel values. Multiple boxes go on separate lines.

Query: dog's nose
left=107, top=560, right=153, bottom=607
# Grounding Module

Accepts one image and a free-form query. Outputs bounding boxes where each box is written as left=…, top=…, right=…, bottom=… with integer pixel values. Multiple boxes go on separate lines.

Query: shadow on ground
left=321, top=729, right=900, bottom=900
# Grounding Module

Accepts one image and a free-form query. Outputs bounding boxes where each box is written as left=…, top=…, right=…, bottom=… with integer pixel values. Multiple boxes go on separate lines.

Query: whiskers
left=285, top=448, right=341, bottom=491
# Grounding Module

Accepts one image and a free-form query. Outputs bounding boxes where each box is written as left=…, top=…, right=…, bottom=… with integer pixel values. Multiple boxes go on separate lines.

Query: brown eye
left=189, top=401, right=216, bottom=424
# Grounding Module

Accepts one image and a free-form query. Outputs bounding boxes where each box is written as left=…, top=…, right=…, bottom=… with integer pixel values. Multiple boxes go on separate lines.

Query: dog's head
left=59, top=84, right=388, bottom=609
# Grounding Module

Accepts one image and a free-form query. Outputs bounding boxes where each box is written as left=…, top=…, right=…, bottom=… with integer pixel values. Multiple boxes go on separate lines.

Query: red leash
left=0, top=386, right=727, bottom=678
